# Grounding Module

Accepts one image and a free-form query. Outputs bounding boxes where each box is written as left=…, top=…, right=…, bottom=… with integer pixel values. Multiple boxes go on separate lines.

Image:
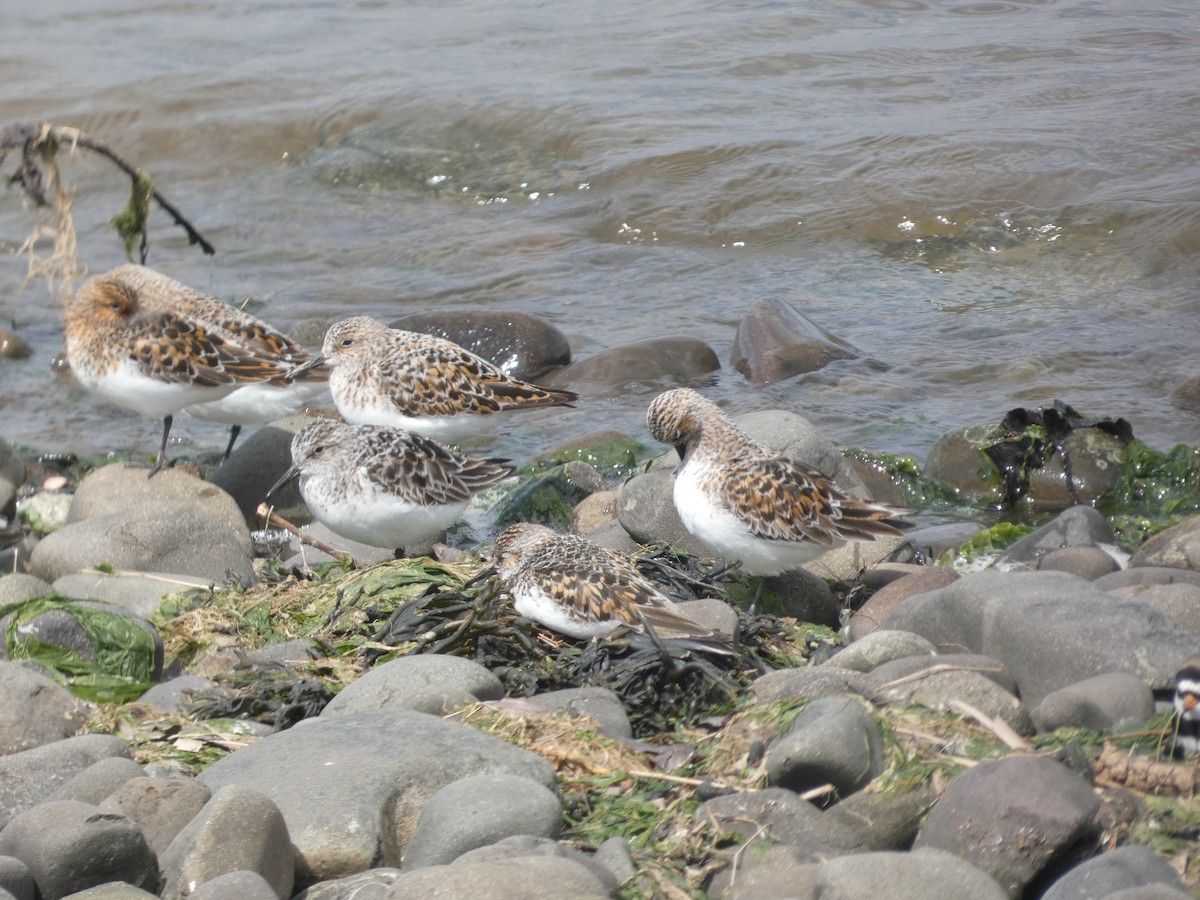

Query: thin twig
left=255, top=503, right=362, bottom=569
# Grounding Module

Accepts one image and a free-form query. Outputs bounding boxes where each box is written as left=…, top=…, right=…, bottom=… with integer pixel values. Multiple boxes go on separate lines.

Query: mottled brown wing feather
left=362, top=431, right=511, bottom=506
left=125, top=312, right=279, bottom=386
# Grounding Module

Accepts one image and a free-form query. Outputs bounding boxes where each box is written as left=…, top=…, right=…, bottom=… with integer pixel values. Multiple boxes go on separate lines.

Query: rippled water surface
left=3, top=0, right=1199, bottom=470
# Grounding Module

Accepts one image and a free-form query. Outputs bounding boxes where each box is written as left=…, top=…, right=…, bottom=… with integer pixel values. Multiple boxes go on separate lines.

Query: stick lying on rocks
left=256, top=504, right=362, bottom=570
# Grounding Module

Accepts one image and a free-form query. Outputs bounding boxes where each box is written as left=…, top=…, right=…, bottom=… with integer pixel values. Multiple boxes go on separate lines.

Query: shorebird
left=491, top=521, right=735, bottom=656
left=288, top=315, right=577, bottom=442
left=1173, top=654, right=1200, bottom=758
left=646, top=387, right=910, bottom=576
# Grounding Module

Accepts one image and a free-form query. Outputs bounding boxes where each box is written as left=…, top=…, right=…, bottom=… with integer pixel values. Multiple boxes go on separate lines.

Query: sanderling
left=62, top=266, right=300, bottom=473
left=92, top=265, right=330, bottom=460
left=288, top=316, right=577, bottom=442
left=266, top=418, right=514, bottom=553
left=646, top=387, right=910, bottom=576
left=491, top=521, right=735, bottom=656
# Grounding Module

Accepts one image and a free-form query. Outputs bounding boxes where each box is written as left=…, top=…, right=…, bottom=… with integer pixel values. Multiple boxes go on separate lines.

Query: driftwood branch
left=1, top=121, right=214, bottom=262
left=1095, top=741, right=1199, bottom=798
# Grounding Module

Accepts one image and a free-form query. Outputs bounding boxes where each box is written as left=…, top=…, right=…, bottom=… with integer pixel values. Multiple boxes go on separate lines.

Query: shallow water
left=3, top=0, right=1199, bottom=476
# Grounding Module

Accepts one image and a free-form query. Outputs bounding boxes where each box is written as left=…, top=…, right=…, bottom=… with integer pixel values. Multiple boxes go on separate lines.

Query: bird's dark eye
left=312, top=444, right=325, bottom=455
left=341, top=338, right=353, bottom=347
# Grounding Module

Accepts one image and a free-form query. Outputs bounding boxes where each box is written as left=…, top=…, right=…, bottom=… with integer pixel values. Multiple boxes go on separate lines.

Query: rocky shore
left=2, top=311, right=1200, bottom=899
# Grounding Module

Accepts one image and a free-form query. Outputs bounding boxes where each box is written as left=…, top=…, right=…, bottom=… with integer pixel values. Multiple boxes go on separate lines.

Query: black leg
left=150, top=414, right=173, bottom=477
left=221, top=425, right=242, bottom=462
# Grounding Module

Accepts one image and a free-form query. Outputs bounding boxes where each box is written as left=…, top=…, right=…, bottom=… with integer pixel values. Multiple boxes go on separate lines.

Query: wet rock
left=188, top=870, right=279, bottom=900
left=199, top=709, right=556, bottom=882
left=924, top=423, right=1124, bottom=507
left=800, top=534, right=916, bottom=584
left=826, top=630, right=936, bottom=673
left=497, top=461, right=606, bottom=529
left=0, top=438, right=25, bottom=520
left=1030, top=672, right=1155, bottom=734
left=730, top=297, right=858, bottom=384
left=885, top=570, right=1200, bottom=705
left=99, top=777, right=213, bottom=857
left=0, top=600, right=164, bottom=684
left=913, top=756, right=1100, bottom=897
left=0, top=661, right=87, bottom=754
left=0, top=800, right=158, bottom=899
left=847, top=567, right=960, bottom=641
left=379, top=854, right=611, bottom=900
left=390, top=310, right=572, bottom=380
left=208, top=418, right=307, bottom=526
left=1108, top=581, right=1200, bottom=640
left=543, top=336, right=718, bottom=390
left=30, top=505, right=255, bottom=587
left=763, top=567, right=841, bottom=627
left=401, top=773, right=563, bottom=869
left=0, top=734, right=131, bottom=829
left=903, top=521, right=989, bottom=560
left=1042, top=843, right=1188, bottom=899
left=698, top=787, right=857, bottom=857
left=320, top=654, right=504, bottom=717
left=0, top=855, right=33, bottom=900
left=1129, top=514, right=1200, bottom=570
left=1000, top=505, right=1117, bottom=566
left=160, top=784, right=292, bottom=900
left=0, top=329, right=32, bottom=360
left=814, top=848, right=1008, bottom=900
left=765, top=695, right=884, bottom=796
left=292, top=868, right=402, bottom=900
left=47, top=757, right=146, bottom=805
left=1035, top=547, right=1120, bottom=580
left=751, top=666, right=874, bottom=705
left=49, top=572, right=211, bottom=621
left=1093, top=565, right=1200, bottom=591
left=527, top=687, right=632, bottom=739
left=736, top=409, right=869, bottom=492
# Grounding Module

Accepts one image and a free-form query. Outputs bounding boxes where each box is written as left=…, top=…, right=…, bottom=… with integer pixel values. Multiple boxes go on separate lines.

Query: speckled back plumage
left=646, top=387, right=910, bottom=573
left=493, top=522, right=734, bottom=654
left=318, top=316, right=577, bottom=430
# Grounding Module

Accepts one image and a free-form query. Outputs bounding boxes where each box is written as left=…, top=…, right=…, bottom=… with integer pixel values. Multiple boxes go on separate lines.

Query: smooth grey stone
left=616, top=465, right=710, bottom=557
left=495, top=461, right=606, bottom=530
left=675, top=597, right=737, bottom=642
left=31, top=506, right=255, bottom=587
left=208, top=419, right=306, bottom=527
left=709, top=844, right=818, bottom=900
left=199, top=709, right=556, bottom=883
left=751, top=666, right=875, bottom=705
left=390, top=309, right=572, bottom=381
left=814, top=848, right=1007, bottom=900
left=1042, top=843, right=1188, bottom=900
left=736, top=409, right=868, bottom=495
left=0, top=856, right=32, bottom=900
left=764, top=566, right=841, bottom=628
left=1105, top=887, right=1194, bottom=900
left=730, top=297, right=857, bottom=385
left=277, top=520, right=396, bottom=568
left=766, top=695, right=884, bottom=796
left=0, top=438, right=23, bottom=520
left=1031, top=672, right=1155, bottom=734
left=529, top=687, right=632, bottom=739
left=245, top=638, right=321, bottom=667
left=1035, top=546, right=1120, bottom=580
left=67, top=465, right=246, bottom=537
left=592, top=837, right=637, bottom=889
left=0, top=735, right=131, bottom=829
left=821, top=784, right=939, bottom=852
left=914, top=756, right=1101, bottom=896
left=454, top=835, right=619, bottom=895
left=0, top=600, right=164, bottom=683
left=188, top=870, right=279, bottom=900
left=846, top=567, right=960, bottom=642
left=292, top=868, right=402, bottom=900
left=160, top=784, right=292, bottom=900
left=874, top=663, right=1033, bottom=737
left=47, top=757, right=146, bottom=805
left=866, top=653, right=1018, bottom=696
left=99, top=776, right=212, bottom=857
left=542, top=336, right=717, bottom=389
left=697, top=787, right=858, bottom=858
left=0, top=574, right=51, bottom=605
left=885, top=570, right=1200, bottom=705
left=0, top=661, right=87, bottom=754
left=0, top=800, right=158, bottom=898
left=1094, top=566, right=1200, bottom=591
left=1001, top=505, right=1117, bottom=565
left=571, top=490, right=618, bottom=536
left=581, top=518, right=639, bottom=555
left=136, top=676, right=217, bottom=714
left=903, top=521, right=989, bottom=561
left=59, top=885, right=157, bottom=900
left=379, top=854, right=610, bottom=900
left=1109, top=581, right=1200, bottom=641
left=321, top=654, right=504, bottom=717
left=49, top=572, right=210, bottom=621
left=401, top=774, right=563, bottom=869
left=801, top=535, right=918, bottom=584
left=826, top=630, right=936, bottom=673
